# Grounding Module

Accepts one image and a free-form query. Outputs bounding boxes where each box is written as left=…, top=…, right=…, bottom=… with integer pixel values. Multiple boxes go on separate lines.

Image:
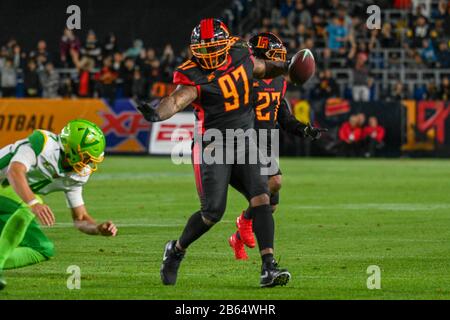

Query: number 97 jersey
left=173, top=37, right=255, bottom=135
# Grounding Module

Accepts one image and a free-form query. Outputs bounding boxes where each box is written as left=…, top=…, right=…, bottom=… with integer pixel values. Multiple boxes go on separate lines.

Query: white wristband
left=27, top=199, right=40, bottom=207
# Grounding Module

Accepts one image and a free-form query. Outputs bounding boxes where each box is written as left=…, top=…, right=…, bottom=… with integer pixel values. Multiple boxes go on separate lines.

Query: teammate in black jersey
left=228, top=32, right=327, bottom=260
left=137, top=19, right=302, bottom=288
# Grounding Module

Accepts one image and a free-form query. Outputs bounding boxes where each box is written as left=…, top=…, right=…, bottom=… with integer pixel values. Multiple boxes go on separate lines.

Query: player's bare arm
left=7, top=162, right=55, bottom=226
left=253, top=57, right=289, bottom=80
left=71, top=205, right=118, bottom=236
left=137, top=85, right=198, bottom=122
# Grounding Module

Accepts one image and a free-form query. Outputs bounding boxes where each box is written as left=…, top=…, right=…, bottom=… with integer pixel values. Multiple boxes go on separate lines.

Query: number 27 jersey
left=173, top=38, right=255, bottom=134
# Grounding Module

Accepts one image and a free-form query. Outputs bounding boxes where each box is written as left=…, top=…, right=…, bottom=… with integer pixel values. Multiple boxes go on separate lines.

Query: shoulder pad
left=28, top=130, right=48, bottom=156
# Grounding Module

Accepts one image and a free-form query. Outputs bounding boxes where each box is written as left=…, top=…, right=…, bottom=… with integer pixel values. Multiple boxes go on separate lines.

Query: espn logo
left=156, top=124, right=194, bottom=142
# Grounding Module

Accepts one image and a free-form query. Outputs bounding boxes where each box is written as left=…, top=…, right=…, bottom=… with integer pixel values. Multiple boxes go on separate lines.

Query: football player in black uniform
left=228, top=32, right=326, bottom=260
left=137, top=19, right=302, bottom=288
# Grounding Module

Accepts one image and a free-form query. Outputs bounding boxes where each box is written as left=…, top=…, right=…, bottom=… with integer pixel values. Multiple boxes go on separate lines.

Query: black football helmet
left=190, top=18, right=232, bottom=69
left=248, top=32, right=287, bottom=62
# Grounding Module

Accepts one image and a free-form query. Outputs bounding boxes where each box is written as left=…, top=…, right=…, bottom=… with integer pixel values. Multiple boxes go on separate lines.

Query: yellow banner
left=0, top=99, right=108, bottom=146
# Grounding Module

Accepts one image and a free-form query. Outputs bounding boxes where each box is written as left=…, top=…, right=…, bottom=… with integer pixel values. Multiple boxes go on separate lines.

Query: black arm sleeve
left=277, top=98, right=308, bottom=137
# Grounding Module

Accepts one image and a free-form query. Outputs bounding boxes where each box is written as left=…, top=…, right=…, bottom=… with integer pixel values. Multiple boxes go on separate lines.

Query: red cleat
left=236, top=212, right=256, bottom=248
left=229, top=233, right=248, bottom=260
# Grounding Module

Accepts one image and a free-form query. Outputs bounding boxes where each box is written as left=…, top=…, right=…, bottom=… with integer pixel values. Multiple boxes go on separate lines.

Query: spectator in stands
left=315, top=69, right=339, bottom=99
left=132, top=68, right=147, bottom=100
left=103, top=33, right=118, bottom=58
left=77, top=57, right=95, bottom=98
left=386, top=81, right=408, bottom=101
left=352, top=53, right=370, bottom=102
left=279, top=17, right=296, bottom=41
left=337, top=4, right=353, bottom=31
left=339, top=115, right=363, bottom=157
left=0, top=58, right=17, bottom=97
left=288, top=0, right=312, bottom=28
left=325, top=15, right=349, bottom=52
left=60, top=77, right=75, bottom=98
left=60, top=28, right=81, bottom=68
left=5, top=38, right=18, bottom=57
left=419, top=39, right=437, bottom=67
left=124, top=39, right=144, bottom=59
left=80, top=30, right=102, bottom=67
left=40, top=62, right=60, bottom=98
left=260, top=17, right=273, bottom=33
left=0, top=47, right=8, bottom=69
left=95, top=56, right=118, bottom=104
left=363, top=116, right=385, bottom=157
left=379, top=23, right=400, bottom=48
left=319, top=47, right=332, bottom=69
left=411, top=50, right=426, bottom=69
left=23, top=59, right=41, bottom=97
left=12, top=45, right=26, bottom=69
left=280, top=0, right=295, bottom=18
left=120, top=58, right=136, bottom=98
left=112, top=52, right=123, bottom=73
left=348, top=40, right=369, bottom=63
left=424, top=81, right=439, bottom=100
left=436, top=41, right=450, bottom=68
left=438, top=76, right=450, bottom=101
left=160, top=44, right=177, bottom=83
left=409, top=15, right=429, bottom=48
left=356, top=113, right=366, bottom=128
left=141, top=48, right=161, bottom=88
left=30, top=40, right=51, bottom=68
left=302, top=37, right=315, bottom=51
left=294, top=24, right=308, bottom=49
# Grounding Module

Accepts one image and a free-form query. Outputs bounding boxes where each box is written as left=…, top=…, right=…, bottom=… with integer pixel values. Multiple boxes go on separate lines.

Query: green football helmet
left=60, top=119, right=106, bottom=175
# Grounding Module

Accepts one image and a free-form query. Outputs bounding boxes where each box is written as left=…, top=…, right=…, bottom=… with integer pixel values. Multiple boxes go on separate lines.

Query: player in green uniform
left=0, top=119, right=118, bottom=290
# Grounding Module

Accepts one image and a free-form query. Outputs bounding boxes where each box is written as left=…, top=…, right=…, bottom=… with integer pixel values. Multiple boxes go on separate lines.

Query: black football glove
left=136, top=99, right=162, bottom=122
left=304, top=123, right=328, bottom=140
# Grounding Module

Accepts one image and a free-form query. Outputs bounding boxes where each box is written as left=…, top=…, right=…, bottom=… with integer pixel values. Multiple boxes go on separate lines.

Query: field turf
left=1, top=157, right=450, bottom=300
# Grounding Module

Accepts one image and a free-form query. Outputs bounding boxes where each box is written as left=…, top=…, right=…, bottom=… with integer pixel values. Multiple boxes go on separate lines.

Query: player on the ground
left=0, top=120, right=118, bottom=290
left=137, top=18, right=305, bottom=288
left=228, top=32, right=327, bottom=259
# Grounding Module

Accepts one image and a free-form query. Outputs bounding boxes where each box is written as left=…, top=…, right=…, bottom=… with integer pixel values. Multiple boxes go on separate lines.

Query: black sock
left=250, top=204, right=274, bottom=251
left=262, top=253, right=274, bottom=265
left=178, top=211, right=212, bottom=249
left=243, top=208, right=251, bottom=220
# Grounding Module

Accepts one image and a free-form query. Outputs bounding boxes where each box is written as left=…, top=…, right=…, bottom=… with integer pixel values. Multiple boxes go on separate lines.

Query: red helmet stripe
left=200, top=18, right=214, bottom=40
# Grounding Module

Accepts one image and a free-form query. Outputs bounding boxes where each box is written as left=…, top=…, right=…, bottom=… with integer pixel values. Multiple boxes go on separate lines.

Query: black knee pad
left=270, top=192, right=279, bottom=206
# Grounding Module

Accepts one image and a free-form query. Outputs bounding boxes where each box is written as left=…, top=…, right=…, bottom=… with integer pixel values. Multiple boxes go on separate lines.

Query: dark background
left=0, top=0, right=229, bottom=53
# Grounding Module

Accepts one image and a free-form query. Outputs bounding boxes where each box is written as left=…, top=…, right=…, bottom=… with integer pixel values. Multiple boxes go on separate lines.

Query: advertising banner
left=0, top=99, right=150, bottom=153
left=401, top=100, right=450, bottom=156
left=149, top=112, right=195, bottom=156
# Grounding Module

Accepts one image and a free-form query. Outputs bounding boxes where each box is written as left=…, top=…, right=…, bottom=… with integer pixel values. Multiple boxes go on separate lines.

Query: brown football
left=288, top=49, right=316, bottom=86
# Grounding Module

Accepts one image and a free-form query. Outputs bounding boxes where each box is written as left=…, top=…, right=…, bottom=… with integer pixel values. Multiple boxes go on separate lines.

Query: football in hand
left=288, top=49, right=316, bottom=86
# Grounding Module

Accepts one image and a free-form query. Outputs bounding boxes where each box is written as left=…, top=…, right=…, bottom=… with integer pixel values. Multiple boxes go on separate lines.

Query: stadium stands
left=0, top=0, right=449, bottom=101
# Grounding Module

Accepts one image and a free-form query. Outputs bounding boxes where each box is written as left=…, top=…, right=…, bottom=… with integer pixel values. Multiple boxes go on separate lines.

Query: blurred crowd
left=0, top=0, right=449, bottom=101
left=0, top=29, right=192, bottom=100
left=242, top=0, right=450, bottom=101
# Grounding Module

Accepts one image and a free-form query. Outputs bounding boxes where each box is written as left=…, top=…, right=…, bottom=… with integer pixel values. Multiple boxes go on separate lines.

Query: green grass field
left=1, top=157, right=450, bottom=300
